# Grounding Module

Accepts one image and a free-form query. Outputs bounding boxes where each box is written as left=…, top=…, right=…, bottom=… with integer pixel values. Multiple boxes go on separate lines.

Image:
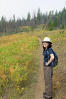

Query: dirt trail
left=34, top=37, right=45, bottom=99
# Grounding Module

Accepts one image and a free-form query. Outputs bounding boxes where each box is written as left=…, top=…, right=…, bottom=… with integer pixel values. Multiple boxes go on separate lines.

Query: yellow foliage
left=9, top=67, right=14, bottom=73
left=16, top=87, right=25, bottom=94
left=0, top=70, right=6, bottom=80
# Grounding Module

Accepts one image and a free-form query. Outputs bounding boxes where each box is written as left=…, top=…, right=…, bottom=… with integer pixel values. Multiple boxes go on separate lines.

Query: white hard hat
left=42, top=37, right=52, bottom=43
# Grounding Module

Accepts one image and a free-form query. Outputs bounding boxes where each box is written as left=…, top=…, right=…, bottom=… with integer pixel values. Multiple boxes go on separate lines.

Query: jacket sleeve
left=48, top=48, right=54, bottom=55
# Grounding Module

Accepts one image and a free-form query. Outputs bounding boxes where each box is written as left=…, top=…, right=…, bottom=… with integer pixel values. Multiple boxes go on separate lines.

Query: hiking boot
left=43, top=93, right=52, bottom=99
left=43, top=92, right=46, bottom=98
left=44, top=96, right=52, bottom=99
left=44, top=97, right=52, bottom=99
left=43, top=92, right=52, bottom=99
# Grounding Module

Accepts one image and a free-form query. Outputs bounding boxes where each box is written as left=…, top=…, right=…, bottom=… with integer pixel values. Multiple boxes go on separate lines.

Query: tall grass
left=0, top=33, right=39, bottom=97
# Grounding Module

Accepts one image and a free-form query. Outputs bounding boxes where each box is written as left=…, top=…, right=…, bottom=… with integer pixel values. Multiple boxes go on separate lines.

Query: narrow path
left=34, top=37, right=45, bottom=99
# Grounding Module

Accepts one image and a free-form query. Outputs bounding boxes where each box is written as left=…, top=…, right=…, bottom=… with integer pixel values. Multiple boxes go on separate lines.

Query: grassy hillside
left=0, top=27, right=66, bottom=99
left=0, top=32, right=40, bottom=98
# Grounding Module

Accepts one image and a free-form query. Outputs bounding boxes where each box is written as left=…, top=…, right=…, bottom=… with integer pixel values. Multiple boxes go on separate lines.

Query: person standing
left=42, top=37, right=54, bottom=99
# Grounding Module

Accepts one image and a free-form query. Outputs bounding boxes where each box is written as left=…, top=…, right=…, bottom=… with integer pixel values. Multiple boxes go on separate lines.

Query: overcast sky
left=0, top=0, right=66, bottom=20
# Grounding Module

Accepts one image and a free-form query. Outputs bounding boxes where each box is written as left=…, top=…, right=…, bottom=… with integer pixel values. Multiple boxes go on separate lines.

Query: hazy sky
left=0, top=0, right=66, bottom=20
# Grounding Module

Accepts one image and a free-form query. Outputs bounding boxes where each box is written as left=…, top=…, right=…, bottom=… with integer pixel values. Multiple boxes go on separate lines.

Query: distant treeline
left=0, top=7, right=66, bottom=35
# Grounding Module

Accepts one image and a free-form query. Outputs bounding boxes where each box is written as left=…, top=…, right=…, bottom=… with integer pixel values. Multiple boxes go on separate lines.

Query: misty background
left=0, top=0, right=66, bottom=36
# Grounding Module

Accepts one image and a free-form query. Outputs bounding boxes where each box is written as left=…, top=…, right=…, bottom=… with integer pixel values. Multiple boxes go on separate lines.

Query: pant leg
left=44, top=66, right=53, bottom=98
left=51, top=67, right=53, bottom=78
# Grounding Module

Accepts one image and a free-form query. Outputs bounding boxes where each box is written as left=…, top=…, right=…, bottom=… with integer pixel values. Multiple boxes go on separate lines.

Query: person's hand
left=45, top=62, right=48, bottom=66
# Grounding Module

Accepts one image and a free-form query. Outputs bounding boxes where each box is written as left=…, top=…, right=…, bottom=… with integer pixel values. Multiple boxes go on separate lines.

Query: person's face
left=42, top=42, right=49, bottom=48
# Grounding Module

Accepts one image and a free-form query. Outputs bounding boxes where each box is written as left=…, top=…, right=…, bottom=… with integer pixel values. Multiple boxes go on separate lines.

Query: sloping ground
left=0, top=33, right=40, bottom=99
left=0, top=29, right=66, bottom=99
left=39, top=30, right=66, bottom=99
left=53, top=41, right=66, bottom=99
left=30, top=29, right=66, bottom=99
left=19, top=37, right=45, bottom=99
left=33, top=37, right=44, bottom=99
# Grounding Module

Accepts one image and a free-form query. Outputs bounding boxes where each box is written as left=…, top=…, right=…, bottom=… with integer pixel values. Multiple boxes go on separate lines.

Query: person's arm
left=46, top=54, right=54, bottom=66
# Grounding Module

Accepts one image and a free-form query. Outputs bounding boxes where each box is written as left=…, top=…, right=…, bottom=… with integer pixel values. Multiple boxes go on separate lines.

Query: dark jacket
left=43, top=48, right=54, bottom=67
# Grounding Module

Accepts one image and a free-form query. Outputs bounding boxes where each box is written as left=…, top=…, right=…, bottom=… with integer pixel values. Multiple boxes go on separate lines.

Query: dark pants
left=44, top=66, right=53, bottom=98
